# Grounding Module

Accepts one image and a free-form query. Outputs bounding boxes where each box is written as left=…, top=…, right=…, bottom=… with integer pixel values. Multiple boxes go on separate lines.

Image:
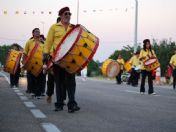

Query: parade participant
left=139, top=39, right=157, bottom=94
left=43, top=7, right=80, bottom=113
left=45, top=17, right=66, bottom=104
left=128, top=51, right=140, bottom=87
left=169, top=49, right=176, bottom=89
left=9, top=44, right=21, bottom=88
left=23, top=28, right=46, bottom=99
left=116, top=54, right=125, bottom=84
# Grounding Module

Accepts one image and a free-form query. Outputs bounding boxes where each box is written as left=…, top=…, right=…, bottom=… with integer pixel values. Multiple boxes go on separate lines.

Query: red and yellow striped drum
left=23, top=44, right=43, bottom=77
left=49, top=24, right=99, bottom=74
left=4, top=49, right=22, bottom=74
left=144, top=57, right=160, bottom=71
left=101, top=59, right=120, bottom=78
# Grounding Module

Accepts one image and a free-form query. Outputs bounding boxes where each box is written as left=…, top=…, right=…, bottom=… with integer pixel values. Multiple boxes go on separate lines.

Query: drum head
left=144, top=58, right=156, bottom=65
left=106, top=61, right=120, bottom=78
left=54, top=26, right=81, bottom=62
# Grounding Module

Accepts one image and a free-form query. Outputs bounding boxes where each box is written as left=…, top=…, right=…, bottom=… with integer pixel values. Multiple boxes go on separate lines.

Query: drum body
left=23, top=44, right=43, bottom=77
left=124, top=61, right=132, bottom=72
left=101, top=59, right=120, bottom=78
left=144, top=57, right=160, bottom=71
left=4, top=49, right=22, bottom=74
left=51, top=24, right=99, bottom=74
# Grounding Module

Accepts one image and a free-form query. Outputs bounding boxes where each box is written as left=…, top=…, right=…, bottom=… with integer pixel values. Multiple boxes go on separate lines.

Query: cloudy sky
left=0, top=0, right=176, bottom=61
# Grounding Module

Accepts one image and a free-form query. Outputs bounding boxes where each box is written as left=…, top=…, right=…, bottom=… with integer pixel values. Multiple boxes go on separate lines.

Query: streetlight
left=134, top=0, right=138, bottom=53
left=77, top=0, right=79, bottom=24
left=41, top=21, right=45, bottom=35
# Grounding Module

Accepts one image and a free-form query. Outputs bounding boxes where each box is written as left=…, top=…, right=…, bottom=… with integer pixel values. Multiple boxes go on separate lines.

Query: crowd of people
left=4, top=6, right=176, bottom=115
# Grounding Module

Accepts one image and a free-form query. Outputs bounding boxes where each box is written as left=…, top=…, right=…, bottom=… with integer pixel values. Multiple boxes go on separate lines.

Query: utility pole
left=134, top=0, right=138, bottom=53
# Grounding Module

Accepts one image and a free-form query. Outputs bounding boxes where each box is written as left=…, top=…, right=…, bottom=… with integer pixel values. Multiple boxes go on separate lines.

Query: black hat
left=59, top=7, right=70, bottom=16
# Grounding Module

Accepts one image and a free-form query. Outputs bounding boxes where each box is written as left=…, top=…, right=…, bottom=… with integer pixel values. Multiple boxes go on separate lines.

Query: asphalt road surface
left=0, top=71, right=176, bottom=132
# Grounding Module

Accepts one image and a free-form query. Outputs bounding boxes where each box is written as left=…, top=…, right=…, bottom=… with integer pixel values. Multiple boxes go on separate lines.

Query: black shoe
left=55, top=107, right=63, bottom=112
left=73, top=105, right=80, bottom=111
left=68, top=108, right=75, bottom=113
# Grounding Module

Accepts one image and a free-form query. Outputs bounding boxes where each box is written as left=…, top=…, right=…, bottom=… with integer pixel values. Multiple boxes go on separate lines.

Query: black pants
left=53, top=65, right=77, bottom=108
left=10, top=66, right=20, bottom=87
left=130, top=68, right=140, bottom=86
left=116, top=70, right=123, bottom=84
left=46, top=73, right=55, bottom=97
left=140, top=70, right=154, bottom=94
left=27, top=71, right=46, bottom=96
left=172, top=69, right=176, bottom=89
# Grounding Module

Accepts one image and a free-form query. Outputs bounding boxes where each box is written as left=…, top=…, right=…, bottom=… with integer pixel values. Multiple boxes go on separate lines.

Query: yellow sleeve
left=139, top=50, right=143, bottom=60
left=43, top=25, right=55, bottom=54
left=129, top=57, right=133, bottom=65
left=170, top=56, right=174, bottom=64
left=152, top=50, right=156, bottom=57
left=122, top=59, right=125, bottom=65
left=24, top=40, right=30, bottom=55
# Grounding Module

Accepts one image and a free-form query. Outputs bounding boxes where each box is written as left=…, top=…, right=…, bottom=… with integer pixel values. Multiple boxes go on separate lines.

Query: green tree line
left=1, top=39, right=176, bottom=77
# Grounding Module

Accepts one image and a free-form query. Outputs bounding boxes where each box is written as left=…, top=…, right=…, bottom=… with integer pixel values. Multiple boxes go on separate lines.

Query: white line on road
left=0, top=72, right=10, bottom=84
left=14, top=89, right=20, bottom=92
left=19, top=96, right=28, bottom=101
left=41, top=123, right=61, bottom=132
left=24, top=101, right=36, bottom=108
left=125, top=90, right=140, bottom=94
left=30, top=109, right=46, bottom=118
left=13, top=87, right=19, bottom=90
left=16, top=92, right=24, bottom=96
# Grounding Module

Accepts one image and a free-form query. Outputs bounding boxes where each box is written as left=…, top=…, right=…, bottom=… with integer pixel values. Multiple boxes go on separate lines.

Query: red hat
left=59, top=7, right=70, bottom=16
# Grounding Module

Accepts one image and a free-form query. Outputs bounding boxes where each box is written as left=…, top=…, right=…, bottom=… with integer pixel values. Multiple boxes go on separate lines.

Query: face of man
left=60, top=11, right=71, bottom=25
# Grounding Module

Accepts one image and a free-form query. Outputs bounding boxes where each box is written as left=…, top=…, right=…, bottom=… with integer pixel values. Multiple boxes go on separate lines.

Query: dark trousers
left=172, top=69, right=176, bottom=89
left=10, top=66, right=20, bottom=87
left=46, top=73, right=55, bottom=97
left=53, top=65, right=77, bottom=108
left=130, top=68, right=140, bottom=86
left=27, top=71, right=46, bottom=96
left=116, top=70, right=123, bottom=84
left=140, top=70, right=154, bottom=94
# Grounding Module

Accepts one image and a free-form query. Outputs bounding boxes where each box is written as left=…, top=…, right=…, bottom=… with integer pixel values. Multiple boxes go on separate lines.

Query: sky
left=0, top=0, right=176, bottom=61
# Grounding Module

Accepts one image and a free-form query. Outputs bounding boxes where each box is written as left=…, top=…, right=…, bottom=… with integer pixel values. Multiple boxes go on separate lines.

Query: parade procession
left=0, top=1, right=176, bottom=132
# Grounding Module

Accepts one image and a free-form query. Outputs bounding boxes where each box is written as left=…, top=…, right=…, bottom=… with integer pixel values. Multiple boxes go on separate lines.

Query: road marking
left=16, top=92, right=24, bottom=96
left=0, top=72, right=10, bottom=84
left=24, top=101, right=36, bottom=108
left=19, top=96, right=28, bottom=101
left=30, top=109, right=46, bottom=118
left=13, top=87, right=19, bottom=90
left=41, top=123, right=61, bottom=132
left=125, top=90, right=140, bottom=94
left=14, top=89, right=20, bottom=92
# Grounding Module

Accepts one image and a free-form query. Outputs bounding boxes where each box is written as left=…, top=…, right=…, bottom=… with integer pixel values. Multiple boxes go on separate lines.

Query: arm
left=43, top=25, right=54, bottom=54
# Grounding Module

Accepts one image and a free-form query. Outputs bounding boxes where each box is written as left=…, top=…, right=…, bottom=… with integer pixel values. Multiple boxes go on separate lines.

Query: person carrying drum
left=45, top=17, right=67, bottom=105
left=23, top=28, right=46, bottom=99
left=43, top=7, right=80, bottom=113
left=128, top=51, right=140, bottom=87
left=9, top=44, right=22, bottom=88
left=116, top=54, right=125, bottom=84
left=139, top=39, right=157, bottom=95
left=169, top=49, right=176, bottom=90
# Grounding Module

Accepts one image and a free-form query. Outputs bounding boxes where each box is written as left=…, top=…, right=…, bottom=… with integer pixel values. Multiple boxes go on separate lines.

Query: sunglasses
left=64, top=12, right=72, bottom=16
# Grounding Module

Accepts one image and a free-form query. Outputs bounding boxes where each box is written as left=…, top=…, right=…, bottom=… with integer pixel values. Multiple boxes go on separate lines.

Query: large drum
left=124, top=61, right=132, bottom=73
left=4, top=49, right=22, bottom=74
left=23, top=44, right=43, bottom=76
left=101, top=59, right=120, bottom=78
left=49, top=24, right=99, bottom=73
left=144, top=57, right=160, bottom=71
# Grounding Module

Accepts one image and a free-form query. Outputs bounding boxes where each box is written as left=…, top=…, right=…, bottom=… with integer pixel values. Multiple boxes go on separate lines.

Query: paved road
left=0, top=71, right=176, bottom=132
